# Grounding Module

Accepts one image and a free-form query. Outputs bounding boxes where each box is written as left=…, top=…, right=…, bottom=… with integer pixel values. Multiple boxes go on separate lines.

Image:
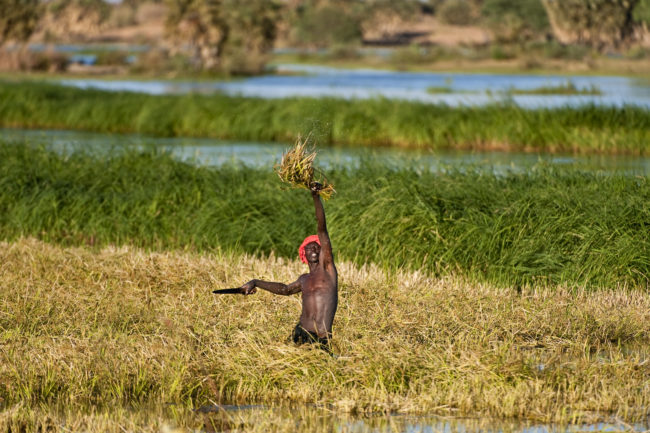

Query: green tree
left=542, top=0, right=640, bottom=50
left=220, top=0, right=280, bottom=74
left=165, top=0, right=280, bottom=74
left=633, top=0, right=650, bottom=25
left=0, top=0, right=41, bottom=46
left=438, top=0, right=478, bottom=26
left=481, top=0, right=550, bottom=42
left=292, top=0, right=364, bottom=47
left=165, top=0, right=228, bottom=71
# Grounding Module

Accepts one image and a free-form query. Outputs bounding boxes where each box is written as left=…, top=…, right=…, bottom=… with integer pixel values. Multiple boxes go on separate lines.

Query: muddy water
left=3, top=128, right=650, bottom=175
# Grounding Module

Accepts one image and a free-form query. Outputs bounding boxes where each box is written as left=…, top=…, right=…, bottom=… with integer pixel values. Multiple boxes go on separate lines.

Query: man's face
left=304, top=242, right=320, bottom=263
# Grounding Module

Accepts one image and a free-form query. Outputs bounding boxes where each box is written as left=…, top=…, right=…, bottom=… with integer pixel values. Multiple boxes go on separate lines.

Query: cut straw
left=274, top=135, right=335, bottom=200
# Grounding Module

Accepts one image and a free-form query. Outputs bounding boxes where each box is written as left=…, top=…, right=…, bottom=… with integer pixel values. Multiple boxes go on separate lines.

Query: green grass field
left=1, top=141, right=648, bottom=290
left=1, top=80, right=649, bottom=154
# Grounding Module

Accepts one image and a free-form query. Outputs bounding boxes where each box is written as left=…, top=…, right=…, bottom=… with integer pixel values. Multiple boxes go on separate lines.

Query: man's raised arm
left=240, top=278, right=303, bottom=296
left=311, top=186, right=333, bottom=266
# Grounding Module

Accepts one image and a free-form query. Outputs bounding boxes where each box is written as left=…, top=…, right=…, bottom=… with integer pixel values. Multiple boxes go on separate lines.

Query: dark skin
left=239, top=184, right=338, bottom=339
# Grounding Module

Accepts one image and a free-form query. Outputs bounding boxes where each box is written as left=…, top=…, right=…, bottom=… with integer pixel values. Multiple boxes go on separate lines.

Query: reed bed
left=0, top=80, right=649, bottom=154
left=1, top=142, right=648, bottom=289
left=1, top=238, right=649, bottom=431
left=506, top=81, right=602, bottom=96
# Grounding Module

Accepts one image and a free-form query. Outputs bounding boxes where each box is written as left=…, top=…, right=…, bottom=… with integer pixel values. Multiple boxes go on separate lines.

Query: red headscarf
left=298, top=235, right=320, bottom=264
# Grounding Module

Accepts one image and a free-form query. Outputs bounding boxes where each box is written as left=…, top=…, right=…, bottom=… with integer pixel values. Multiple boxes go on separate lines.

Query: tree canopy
left=542, top=0, right=642, bottom=50
left=165, top=0, right=279, bottom=74
left=0, top=0, right=41, bottom=46
left=481, top=0, right=550, bottom=42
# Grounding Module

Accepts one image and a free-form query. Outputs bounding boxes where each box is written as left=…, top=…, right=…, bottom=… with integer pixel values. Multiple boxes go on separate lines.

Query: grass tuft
left=275, top=135, right=335, bottom=200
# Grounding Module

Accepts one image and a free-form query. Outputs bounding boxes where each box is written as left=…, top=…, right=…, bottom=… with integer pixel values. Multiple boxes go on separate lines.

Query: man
left=238, top=183, right=338, bottom=349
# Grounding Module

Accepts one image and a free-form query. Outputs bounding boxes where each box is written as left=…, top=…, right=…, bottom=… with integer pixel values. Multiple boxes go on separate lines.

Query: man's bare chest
left=302, top=269, right=337, bottom=294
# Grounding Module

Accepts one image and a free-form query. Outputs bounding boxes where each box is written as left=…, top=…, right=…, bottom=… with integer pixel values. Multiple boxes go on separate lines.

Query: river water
left=55, top=64, right=650, bottom=109
left=3, top=128, right=649, bottom=175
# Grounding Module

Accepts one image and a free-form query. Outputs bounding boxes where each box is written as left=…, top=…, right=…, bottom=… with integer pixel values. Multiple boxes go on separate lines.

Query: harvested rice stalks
left=275, top=136, right=336, bottom=200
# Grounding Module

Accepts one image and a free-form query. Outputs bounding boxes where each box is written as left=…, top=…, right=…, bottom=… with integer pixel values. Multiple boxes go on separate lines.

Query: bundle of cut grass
left=275, top=136, right=336, bottom=200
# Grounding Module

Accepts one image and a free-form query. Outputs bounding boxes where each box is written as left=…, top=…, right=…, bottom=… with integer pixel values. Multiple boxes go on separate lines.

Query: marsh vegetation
left=505, top=81, right=602, bottom=96
left=1, top=81, right=649, bottom=154
left=2, top=1, right=650, bottom=431
left=1, top=100, right=649, bottom=430
left=2, top=142, right=649, bottom=290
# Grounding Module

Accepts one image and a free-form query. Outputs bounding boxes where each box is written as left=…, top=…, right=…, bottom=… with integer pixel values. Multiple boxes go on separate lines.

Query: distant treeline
left=1, top=142, right=648, bottom=289
left=2, top=0, right=650, bottom=74
left=1, top=81, right=649, bottom=155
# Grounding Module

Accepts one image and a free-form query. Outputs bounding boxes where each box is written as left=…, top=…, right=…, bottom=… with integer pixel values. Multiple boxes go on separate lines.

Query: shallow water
left=2, top=128, right=649, bottom=175
left=195, top=404, right=650, bottom=433
left=55, top=64, right=650, bottom=109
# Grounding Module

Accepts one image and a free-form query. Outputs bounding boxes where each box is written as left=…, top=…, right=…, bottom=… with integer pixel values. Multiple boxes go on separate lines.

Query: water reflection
left=2, top=128, right=649, bottom=176
left=195, top=404, right=650, bottom=433
left=55, top=64, right=650, bottom=109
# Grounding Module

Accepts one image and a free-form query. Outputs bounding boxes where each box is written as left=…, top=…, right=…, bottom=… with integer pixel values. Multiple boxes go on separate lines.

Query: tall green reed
left=0, top=80, right=649, bottom=154
left=1, top=141, right=648, bottom=289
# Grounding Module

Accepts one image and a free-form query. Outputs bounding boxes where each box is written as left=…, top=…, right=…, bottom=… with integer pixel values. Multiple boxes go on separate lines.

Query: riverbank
left=271, top=51, right=650, bottom=80
left=1, top=238, right=649, bottom=431
left=1, top=81, right=649, bottom=155
left=2, top=142, right=648, bottom=289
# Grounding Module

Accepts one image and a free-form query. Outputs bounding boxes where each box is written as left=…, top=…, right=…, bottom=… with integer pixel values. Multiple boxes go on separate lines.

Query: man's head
left=299, top=235, right=321, bottom=264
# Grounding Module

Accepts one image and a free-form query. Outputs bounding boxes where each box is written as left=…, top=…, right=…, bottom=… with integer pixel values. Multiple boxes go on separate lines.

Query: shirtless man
left=238, top=183, right=338, bottom=348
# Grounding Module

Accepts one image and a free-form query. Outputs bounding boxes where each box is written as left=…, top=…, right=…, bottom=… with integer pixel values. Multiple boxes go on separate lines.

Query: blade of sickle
left=212, top=287, right=245, bottom=294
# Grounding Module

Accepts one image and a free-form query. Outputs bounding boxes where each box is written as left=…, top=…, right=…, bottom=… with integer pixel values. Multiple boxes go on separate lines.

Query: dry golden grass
left=275, top=136, right=335, bottom=200
left=1, top=239, right=649, bottom=431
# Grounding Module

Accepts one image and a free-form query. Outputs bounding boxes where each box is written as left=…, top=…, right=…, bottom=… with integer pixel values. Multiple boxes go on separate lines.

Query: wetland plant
left=1, top=142, right=648, bottom=290
left=0, top=80, right=648, bottom=154
left=506, top=80, right=603, bottom=95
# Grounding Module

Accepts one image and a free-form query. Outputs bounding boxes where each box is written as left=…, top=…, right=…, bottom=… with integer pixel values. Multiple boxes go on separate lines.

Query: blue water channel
left=3, top=128, right=649, bottom=176
left=56, top=64, right=650, bottom=109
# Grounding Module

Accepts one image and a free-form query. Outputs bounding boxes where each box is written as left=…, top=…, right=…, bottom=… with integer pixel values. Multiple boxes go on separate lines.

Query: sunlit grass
left=1, top=238, right=649, bottom=429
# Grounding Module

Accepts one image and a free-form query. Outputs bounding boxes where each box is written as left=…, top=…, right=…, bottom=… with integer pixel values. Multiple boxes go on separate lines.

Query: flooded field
left=1, top=239, right=649, bottom=432
left=56, top=64, right=650, bottom=109
left=2, top=63, right=649, bottom=432
left=192, top=404, right=650, bottom=433
left=6, top=403, right=650, bottom=433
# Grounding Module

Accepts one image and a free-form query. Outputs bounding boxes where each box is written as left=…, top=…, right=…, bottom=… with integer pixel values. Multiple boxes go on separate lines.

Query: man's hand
left=240, top=280, right=257, bottom=295
left=310, top=182, right=323, bottom=194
